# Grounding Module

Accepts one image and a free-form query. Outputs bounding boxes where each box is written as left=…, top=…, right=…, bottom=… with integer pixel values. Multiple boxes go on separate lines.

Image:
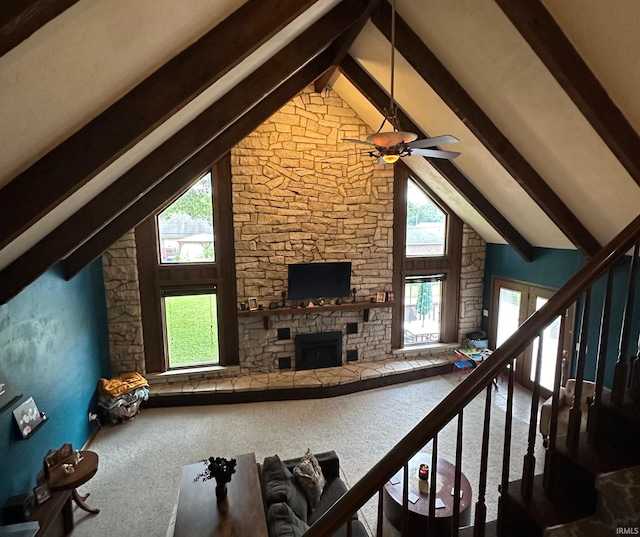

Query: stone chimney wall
left=232, top=86, right=394, bottom=372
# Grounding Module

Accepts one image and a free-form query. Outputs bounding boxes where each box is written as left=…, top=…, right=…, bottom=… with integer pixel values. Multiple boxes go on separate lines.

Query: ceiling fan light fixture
left=382, top=154, right=400, bottom=164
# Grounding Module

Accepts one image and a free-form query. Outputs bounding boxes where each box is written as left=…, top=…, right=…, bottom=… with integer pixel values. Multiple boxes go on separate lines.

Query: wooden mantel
left=238, top=301, right=395, bottom=329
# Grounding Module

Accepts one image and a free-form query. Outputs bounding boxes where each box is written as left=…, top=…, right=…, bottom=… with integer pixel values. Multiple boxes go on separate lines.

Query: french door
left=489, top=277, right=574, bottom=398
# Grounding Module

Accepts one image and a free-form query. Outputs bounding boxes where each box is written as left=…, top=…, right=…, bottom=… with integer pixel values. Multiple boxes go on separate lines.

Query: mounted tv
left=287, top=262, right=352, bottom=300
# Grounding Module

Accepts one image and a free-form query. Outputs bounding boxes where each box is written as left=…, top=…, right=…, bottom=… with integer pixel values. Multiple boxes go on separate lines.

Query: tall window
left=406, top=179, right=446, bottom=257
left=392, top=168, right=462, bottom=347
left=137, top=157, right=238, bottom=373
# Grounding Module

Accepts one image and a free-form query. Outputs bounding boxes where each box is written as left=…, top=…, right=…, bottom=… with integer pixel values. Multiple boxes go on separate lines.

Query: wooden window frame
left=392, top=164, right=462, bottom=348
left=136, top=154, right=238, bottom=373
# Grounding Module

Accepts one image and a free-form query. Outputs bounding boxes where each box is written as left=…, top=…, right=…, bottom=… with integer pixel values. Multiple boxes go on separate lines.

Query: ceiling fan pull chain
left=390, top=0, right=396, bottom=125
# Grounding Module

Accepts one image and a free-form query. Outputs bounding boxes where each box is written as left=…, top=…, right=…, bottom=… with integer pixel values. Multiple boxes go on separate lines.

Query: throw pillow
left=267, top=502, right=309, bottom=537
left=263, top=455, right=308, bottom=523
left=293, top=450, right=326, bottom=509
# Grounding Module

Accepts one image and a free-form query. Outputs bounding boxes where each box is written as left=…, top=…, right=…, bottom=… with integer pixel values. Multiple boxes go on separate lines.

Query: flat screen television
left=287, top=262, right=351, bottom=300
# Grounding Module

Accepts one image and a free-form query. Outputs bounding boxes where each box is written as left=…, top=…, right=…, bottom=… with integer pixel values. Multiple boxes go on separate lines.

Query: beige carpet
left=69, top=372, right=544, bottom=537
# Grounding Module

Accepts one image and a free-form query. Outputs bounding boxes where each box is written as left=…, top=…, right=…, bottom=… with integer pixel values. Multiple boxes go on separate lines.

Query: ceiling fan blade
left=407, top=135, right=459, bottom=149
left=410, top=148, right=460, bottom=159
left=342, top=138, right=374, bottom=146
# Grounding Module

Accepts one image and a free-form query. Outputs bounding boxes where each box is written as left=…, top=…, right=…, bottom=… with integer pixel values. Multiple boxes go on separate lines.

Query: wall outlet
left=482, top=309, right=489, bottom=317
left=88, top=412, right=97, bottom=422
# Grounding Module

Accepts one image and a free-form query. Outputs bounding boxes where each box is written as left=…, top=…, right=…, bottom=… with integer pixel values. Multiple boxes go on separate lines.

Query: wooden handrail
left=305, top=214, right=640, bottom=537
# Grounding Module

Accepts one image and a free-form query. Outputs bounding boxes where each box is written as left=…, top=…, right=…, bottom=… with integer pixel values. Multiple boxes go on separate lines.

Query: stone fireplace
left=295, top=331, right=343, bottom=370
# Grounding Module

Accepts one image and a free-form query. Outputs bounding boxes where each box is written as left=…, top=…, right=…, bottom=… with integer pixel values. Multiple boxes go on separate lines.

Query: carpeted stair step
left=543, top=465, right=640, bottom=536
left=594, top=465, right=640, bottom=525
left=499, top=474, right=594, bottom=537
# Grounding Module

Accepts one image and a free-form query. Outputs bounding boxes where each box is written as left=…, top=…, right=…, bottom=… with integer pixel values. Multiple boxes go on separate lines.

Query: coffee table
left=383, top=453, right=472, bottom=537
left=173, top=452, right=267, bottom=537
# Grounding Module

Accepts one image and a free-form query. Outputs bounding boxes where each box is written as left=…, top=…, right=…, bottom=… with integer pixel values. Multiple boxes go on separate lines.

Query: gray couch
left=260, top=451, right=368, bottom=537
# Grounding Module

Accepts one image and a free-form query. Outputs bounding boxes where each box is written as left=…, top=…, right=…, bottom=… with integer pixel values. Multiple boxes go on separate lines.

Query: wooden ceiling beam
left=314, top=0, right=382, bottom=93
left=372, top=1, right=600, bottom=258
left=0, top=0, right=321, bottom=251
left=496, top=0, right=640, bottom=190
left=0, top=0, right=364, bottom=304
left=0, top=0, right=80, bottom=57
left=61, top=52, right=333, bottom=280
left=339, top=54, right=534, bottom=262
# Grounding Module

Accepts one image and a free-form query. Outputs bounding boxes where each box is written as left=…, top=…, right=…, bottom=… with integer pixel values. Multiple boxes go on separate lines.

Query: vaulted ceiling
left=1, top=0, right=639, bottom=304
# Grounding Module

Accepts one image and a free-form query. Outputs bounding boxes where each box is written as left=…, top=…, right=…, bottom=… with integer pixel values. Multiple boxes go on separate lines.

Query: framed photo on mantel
left=0, top=372, right=21, bottom=414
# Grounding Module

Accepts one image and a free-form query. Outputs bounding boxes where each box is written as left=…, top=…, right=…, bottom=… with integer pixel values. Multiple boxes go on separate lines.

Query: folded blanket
left=98, top=372, right=148, bottom=398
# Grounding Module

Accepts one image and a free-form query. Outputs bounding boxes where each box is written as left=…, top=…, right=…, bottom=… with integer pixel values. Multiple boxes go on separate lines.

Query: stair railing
left=304, top=214, right=640, bottom=537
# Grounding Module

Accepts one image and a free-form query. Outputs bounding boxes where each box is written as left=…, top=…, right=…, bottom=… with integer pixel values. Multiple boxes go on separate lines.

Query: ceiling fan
left=343, top=0, right=460, bottom=164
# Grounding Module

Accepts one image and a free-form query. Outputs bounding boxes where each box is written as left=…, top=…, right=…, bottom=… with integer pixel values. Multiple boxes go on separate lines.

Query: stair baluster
left=473, top=385, right=492, bottom=537
left=452, top=410, right=464, bottom=537
left=588, top=270, right=614, bottom=447
left=567, top=289, right=591, bottom=454
left=401, top=461, right=409, bottom=535
left=428, top=434, right=439, bottom=537
left=497, top=357, right=515, bottom=537
left=522, top=328, right=545, bottom=498
left=544, top=311, right=568, bottom=491
left=612, top=243, right=639, bottom=406
left=628, top=244, right=640, bottom=404
left=376, top=488, right=384, bottom=537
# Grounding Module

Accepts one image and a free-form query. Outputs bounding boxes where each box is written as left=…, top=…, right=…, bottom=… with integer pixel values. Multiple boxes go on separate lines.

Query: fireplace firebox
left=295, top=331, right=343, bottom=371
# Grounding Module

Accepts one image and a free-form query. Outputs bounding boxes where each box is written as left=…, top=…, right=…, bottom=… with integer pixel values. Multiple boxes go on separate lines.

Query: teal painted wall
left=0, top=261, right=111, bottom=510
left=482, top=244, right=640, bottom=388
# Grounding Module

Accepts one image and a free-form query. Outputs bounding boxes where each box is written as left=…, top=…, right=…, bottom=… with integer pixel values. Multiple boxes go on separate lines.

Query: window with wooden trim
left=392, top=167, right=462, bottom=348
left=136, top=156, right=238, bottom=373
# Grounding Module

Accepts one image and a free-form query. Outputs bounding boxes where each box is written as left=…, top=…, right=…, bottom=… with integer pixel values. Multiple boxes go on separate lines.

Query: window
left=392, top=167, right=462, bottom=347
left=163, top=289, right=219, bottom=368
left=404, top=276, right=443, bottom=345
left=136, top=156, right=239, bottom=373
left=157, top=173, right=214, bottom=263
left=406, top=179, right=446, bottom=257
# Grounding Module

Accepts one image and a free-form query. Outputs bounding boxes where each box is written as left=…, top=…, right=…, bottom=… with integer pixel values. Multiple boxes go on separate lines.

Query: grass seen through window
left=164, top=294, right=219, bottom=367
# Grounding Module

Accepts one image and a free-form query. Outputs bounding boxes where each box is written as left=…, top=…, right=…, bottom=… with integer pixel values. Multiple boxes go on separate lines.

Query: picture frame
left=12, top=397, right=44, bottom=439
left=376, top=291, right=386, bottom=303
left=248, top=297, right=259, bottom=311
left=34, top=482, right=52, bottom=505
left=58, top=442, right=73, bottom=462
left=386, top=291, right=395, bottom=302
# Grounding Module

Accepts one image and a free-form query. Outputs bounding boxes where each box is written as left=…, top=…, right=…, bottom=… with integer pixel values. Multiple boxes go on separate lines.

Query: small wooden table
left=173, top=452, right=268, bottom=537
left=49, top=451, right=100, bottom=515
left=383, top=453, right=472, bottom=537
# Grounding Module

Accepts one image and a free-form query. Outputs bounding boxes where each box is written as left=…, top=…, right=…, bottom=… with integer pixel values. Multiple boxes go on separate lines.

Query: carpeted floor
left=69, top=372, right=544, bottom=537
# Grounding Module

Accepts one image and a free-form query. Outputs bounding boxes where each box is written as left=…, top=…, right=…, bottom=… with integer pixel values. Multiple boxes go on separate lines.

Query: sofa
left=539, top=379, right=610, bottom=446
left=259, top=450, right=368, bottom=537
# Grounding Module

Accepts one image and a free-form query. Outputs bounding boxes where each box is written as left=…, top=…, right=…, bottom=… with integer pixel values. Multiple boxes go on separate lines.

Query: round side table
left=49, top=450, right=100, bottom=514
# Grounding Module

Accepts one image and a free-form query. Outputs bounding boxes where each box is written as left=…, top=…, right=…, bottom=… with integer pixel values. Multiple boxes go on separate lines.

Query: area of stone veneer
left=102, top=231, right=145, bottom=375
left=232, top=85, right=395, bottom=372
left=458, top=224, right=486, bottom=344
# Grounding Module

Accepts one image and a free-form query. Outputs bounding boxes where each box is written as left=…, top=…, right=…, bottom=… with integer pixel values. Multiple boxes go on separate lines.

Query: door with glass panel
left=490, top=278, right=574, bottom=397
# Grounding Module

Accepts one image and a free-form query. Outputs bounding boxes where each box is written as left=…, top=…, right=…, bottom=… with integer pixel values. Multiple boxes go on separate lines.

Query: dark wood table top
left=383, top=452, right=472, bottom=519
left=173, top=452, right=268, bottom=537
left=49, top=451, right=99, bottom=491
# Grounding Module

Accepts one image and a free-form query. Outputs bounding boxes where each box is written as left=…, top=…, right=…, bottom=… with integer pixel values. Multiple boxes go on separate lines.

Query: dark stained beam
left=61, top=51, right=334, bottom=280
left=0, top=0, right=321, bottom=251
left=0, top=0, right=363, bottom=305
left=339, top=54, right=534, bottom=261
left=372, top=1, right=600, bottom=258
left=314, top=0, right=382, bottom=93
left=0, top=0, right=80, bottom=57
left=496, top=0, right=640, bottom=190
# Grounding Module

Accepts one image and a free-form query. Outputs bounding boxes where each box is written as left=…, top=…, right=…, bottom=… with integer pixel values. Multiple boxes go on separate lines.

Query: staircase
left=302, top=214, right=640, bottom=537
